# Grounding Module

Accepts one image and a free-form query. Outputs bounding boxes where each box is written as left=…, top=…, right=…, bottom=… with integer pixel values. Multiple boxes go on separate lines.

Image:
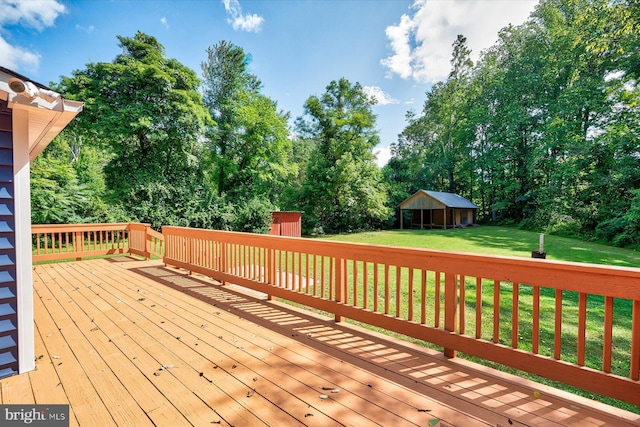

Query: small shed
left=269, top=211, right=302, bottom=237
left=398, top=190, right=478, bottom=229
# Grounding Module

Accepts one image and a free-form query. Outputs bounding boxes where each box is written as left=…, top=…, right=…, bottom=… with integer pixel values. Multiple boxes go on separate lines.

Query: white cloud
left=374, top=145, right=392, bottom=168
left=160, top=17, right=169, bottom=28
left=75, top=23, right=94, bottom=33
left=222, top=0, right=264, bottom=33
left=0, top=0, right=66, bottom=72
left=381, top=0, right=537, bottom=83
left=0, top=0, right=66, bottom=30
left=0, top=34, right=40, bottom=72
left=363, top=86, right=399, bottom=106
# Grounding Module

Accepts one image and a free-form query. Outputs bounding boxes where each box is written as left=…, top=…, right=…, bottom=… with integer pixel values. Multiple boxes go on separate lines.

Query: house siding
left=0, top=100, right=18, bottom=378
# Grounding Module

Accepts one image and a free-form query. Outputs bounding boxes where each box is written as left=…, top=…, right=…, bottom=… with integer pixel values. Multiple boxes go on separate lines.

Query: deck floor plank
left=43, top=262, right=251, bottom=427
left=30, top=315, right=80, bottom=427
left=82, top=256, right=380, bottom=426
left=105, top=258, right=640, bottom=427
left=36, top=264, right=183, bottom=427
left=112, top=264, right=488, bottom=427
left=31, top=267, right=118, bottom=426
left=0, top=258, right=636, bottom=427
left=130, top=263, right=636, bottom=427
left=58, top=258, right=306, bottom=427
left=0, top=366, right=34, bottom=404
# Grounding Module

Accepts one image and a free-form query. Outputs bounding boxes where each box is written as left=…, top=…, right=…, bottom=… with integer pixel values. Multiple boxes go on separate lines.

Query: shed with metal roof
left=398, top=190, right=478, bottom=229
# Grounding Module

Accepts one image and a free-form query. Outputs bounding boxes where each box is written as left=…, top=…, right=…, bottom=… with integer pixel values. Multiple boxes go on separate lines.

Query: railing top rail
left=32, top=223, right=132, bottom=232
left=162, top=226, right=640, bottom=300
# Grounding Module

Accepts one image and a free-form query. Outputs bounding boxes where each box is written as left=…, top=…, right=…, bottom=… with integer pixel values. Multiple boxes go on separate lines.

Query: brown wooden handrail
left=32, top=223, right=165, bottom=262
left=162, top=225, right=640, bottom=406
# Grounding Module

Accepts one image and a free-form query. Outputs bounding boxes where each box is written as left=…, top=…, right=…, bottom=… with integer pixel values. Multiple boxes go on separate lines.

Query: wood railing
left=162, top=225, right=640, bottom=406
left=32, top=223, right=164, bottom=262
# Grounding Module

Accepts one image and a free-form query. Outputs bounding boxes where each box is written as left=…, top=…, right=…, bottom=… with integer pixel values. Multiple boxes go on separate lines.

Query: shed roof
left=399, top=190, right=479, bottom=209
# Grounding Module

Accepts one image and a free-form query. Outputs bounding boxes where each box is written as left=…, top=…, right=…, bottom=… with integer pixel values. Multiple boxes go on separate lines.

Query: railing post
left=74, top=231, right=83, bottom=261
left=144, top=224, right=152, bottom=260
left=335, top=257, right=344, bottom=323
left=220, top=241, right=227, bottom=285
left=188, top=235, right=193, bottom=275
left=630, top=300, right=640, bottom=380
left=444, top=272, right=458, bottom=358
left=266, top=248, right=274, bottom=301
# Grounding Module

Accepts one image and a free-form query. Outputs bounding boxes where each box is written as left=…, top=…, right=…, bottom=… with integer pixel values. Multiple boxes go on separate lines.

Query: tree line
left=32, top=32, right=388, bottom=234
left=32, top=0, right=639, bottom=248
left=385, top=0, right=639, bottom=246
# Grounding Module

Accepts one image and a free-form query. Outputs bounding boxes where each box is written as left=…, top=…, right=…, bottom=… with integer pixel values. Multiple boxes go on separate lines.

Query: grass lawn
left=314, top=226, right=640, bottom=413
left=320, top=226, right=640, bottom=267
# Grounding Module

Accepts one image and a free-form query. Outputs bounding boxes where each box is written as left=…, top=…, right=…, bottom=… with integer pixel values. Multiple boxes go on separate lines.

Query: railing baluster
left=444, top=272, right=458, bottom=358
left=421, top=270, right=427, bottom=325
left=460, top=275, right=466, bottom=335
left=493, top=280, right=500, bottom=344
left=363, top=262, right=369, bottom=310
left=533, top=286, right=540, bottom=354
left=395, top=265, right=401, bottom=318
left=373, top=263, right=379, bottom=312
left=435, top=272, right=441, bottom=328
left=384, top=264, right=390, bottom=315
left=512, top=282, right=519, bottom=349
left=554, top=289, right=563, bottom=360
left=603, top=296, right=614, bottom=373
left=335, top=257, right=344, bottom=322
left=320, top=256, right=326, bottom=298
left=305, top=253, right=310, bottom=294
left=475, top=277, right=482, bottom=339
left=350, top=260, right=356, bottom=306
left=329, top=257, right=335, bottom=300
left=578, top=292, right=587, bottom=366
left=408, top=268, right=414, bottom=322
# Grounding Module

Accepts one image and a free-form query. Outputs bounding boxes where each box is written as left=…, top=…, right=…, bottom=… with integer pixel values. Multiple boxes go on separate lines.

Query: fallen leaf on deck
left=428, top=419, right=440, bottom=426
left=533, top=391, right=541, bottom=398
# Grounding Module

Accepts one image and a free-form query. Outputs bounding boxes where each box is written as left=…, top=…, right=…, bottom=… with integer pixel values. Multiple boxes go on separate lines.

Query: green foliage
left=31, top=135, right=115, bottom=224
left=385, top=0, right=640, bottom=247
left=294, top=78, right=390, bottom=234
left=231, top=197, right=274, bottom=234
left=201, top=41, right=294, bottom=203
left=55, top=31, right=210, bottom=228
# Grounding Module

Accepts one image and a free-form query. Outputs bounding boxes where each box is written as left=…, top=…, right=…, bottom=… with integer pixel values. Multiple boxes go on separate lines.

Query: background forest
left=32, top=0, right=640, bottom=247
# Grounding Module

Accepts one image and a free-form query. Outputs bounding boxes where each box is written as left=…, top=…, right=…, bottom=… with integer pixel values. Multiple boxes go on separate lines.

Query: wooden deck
left=1, top=257, right=638, bottom=426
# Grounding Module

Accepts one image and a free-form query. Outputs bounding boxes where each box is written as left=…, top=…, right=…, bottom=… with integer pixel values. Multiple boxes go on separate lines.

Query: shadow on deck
left=3, top=257, right=637, bottom=426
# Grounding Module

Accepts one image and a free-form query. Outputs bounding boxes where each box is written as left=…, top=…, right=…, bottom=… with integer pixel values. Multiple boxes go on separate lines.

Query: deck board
left=2, top=257, right=637, bottom=427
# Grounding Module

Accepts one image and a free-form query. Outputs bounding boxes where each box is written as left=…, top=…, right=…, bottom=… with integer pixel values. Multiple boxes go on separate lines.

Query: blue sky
left=0, top=0, right=538, bottom=166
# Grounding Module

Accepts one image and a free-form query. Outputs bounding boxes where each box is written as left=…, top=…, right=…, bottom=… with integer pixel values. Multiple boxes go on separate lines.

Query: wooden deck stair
left=1, top=257, right=637, bottom=426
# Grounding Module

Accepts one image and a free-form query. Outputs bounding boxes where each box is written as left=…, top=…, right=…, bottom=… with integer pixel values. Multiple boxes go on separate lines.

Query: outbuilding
left=0, top=67, right=83, bottom=377
left=398, top=190, right=478, bottom=229
left=269, top=211, right=302, bottom=237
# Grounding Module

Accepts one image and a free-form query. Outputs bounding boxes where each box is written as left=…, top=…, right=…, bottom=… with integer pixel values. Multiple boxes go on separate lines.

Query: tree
left=294, top=78, right=389, bottom=233
left=386, top=35, right=475, bottom=205
left=55, top=31, right=210, bottom=228
left=201, top=41, right=293, bottom=203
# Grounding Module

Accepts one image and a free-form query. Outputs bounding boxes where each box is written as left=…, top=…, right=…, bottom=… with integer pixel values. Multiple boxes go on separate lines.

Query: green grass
left=312, top=226, right=640, bottom=413
left=319, top=226, right=640, bottom=267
